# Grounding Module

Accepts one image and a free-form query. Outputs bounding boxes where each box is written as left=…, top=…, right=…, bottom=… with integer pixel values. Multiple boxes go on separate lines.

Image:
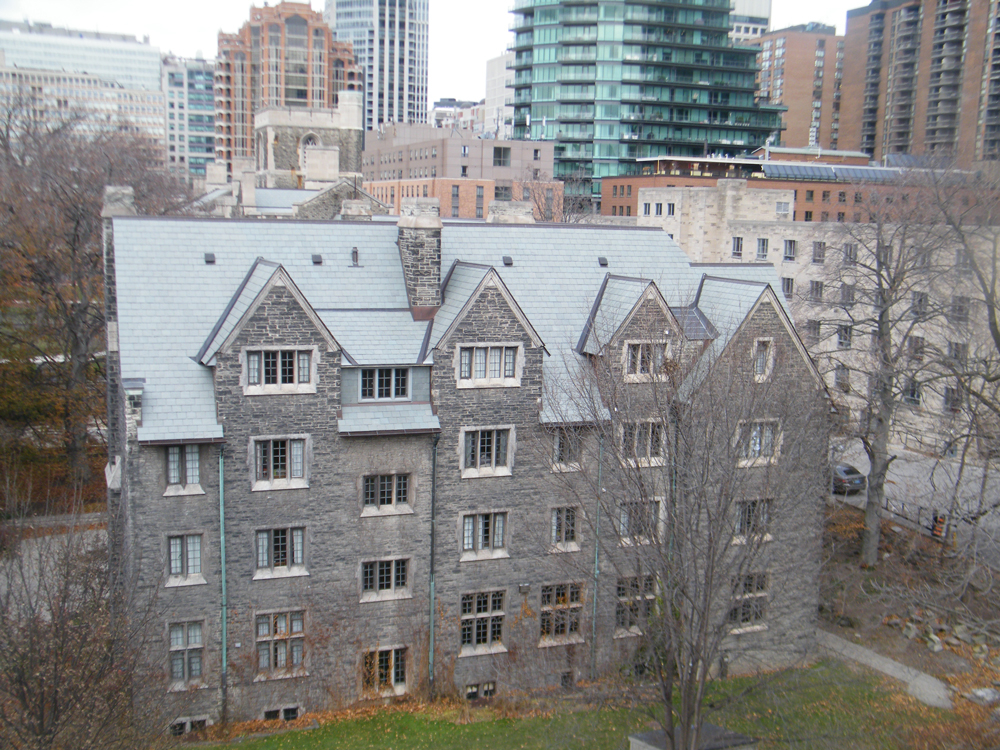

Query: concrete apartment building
left=215, top=2, right=360, bottom=178
left=103, top=187, right=827, bottom=730
left=323, top=0, right=429, bottom=130
left=729, top=0, right=772, bottom=44
left=839, top=0, right=1000, bottom=165
left=757, top=25, right=845, bottom=150
left=362, top=124, right=562, bottom=219
left=484, top=52, right=514, bottom=140
left=0, top=22, right=165, bottom=160
left=163, top=55, right=216, bottom=180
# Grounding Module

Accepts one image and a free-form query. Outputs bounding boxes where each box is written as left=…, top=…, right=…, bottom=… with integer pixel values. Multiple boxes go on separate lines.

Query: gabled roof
left=577, top=275, right=688, bottom=356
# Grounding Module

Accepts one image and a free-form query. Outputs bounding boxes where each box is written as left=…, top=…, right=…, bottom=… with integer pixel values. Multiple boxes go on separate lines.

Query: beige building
left=637, top=177, right=983, bottom=455
left=757, top=24, right=844, bottom=150
left=364, top=177, right=563, bottom=221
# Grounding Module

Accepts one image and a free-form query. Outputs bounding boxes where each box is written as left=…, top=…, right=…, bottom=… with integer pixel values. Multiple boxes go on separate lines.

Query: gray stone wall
left=271, top=127, right=362, bottom=175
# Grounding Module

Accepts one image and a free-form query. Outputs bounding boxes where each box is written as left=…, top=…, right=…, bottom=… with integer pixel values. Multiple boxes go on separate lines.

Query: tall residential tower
left=324, top=0, right=429, bottom=130
left=509, top=0, right=783, bottom=203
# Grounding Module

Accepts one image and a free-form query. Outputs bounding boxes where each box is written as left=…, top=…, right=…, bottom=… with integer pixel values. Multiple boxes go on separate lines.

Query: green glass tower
left=510, top=0, right=783, bottom=201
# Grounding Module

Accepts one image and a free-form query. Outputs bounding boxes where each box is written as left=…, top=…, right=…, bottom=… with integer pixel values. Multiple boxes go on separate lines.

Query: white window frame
left=362, top=646, right=408, bottom=696
left=254, top=610, right=306, bottom=680
left=752, top=337, right=774, bottom=383
left=163, top=444, right=204, bottom=497
left=539, top=582, right=585, bottom=647
left=253, top=527, right=308, bottom=580
left=756, top=238, right=768, bottom=260
left=459, top=425, right=515, bottom=479
left=360, top=557, right=412, bottom=602
left=735, top=420, right=783, bottom=467
left=455, top=343, right=524, bottom=389
left=615, top=575, right=656, bottom=638
left=460, top=511, right=510, bottom=561
left=242, top=347, right=318, bottom=396
left=732, top=498, right=773, bottom=545
left=728, top=572, right=769, bottom=634
left=250, top=434, right=309, bottom=492
left=168, top=621, right=205, bottom=690
left=551, top=427, right=581, bottom=472
left=622, top=339, right=671, bottom=383
left=459, top=590, right=507, bottom=657
left=550, top=506, right=580, bottom=553
left=166, top=533, right=207, bottom=588
left=619, top=420, right=666, bottom=467
left=360, top=472, right=415, bottom=517
left=359, top=367, right=411, bottom=401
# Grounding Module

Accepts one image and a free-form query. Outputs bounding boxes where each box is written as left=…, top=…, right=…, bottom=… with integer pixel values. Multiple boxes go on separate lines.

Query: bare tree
left=542, top=286, right=829, bottom=749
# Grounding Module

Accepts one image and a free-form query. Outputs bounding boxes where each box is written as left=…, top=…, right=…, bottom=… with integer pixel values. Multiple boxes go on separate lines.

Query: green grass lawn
left=219, top=661, right=949, bottom=750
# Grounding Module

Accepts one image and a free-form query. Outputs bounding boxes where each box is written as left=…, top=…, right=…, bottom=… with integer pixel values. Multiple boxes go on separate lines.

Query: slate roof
left=254, top=188, right=320, bottom=214
left=198, top=258, right=281, bottom=365
left=338, top=402, right=441, bottom=436
left=111, top=217, right=791, bottom=441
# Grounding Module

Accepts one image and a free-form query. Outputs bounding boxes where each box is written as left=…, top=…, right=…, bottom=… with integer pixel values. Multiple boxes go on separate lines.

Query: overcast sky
left=0, top=0, right=862, bottom=105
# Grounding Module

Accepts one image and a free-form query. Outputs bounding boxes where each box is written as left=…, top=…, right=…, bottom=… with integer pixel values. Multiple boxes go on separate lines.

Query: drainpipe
left=590, top=435, right=603, bottom=681
left=428, top=434, right=440, bottom=698
left=219, top=449, right=229, bottom=723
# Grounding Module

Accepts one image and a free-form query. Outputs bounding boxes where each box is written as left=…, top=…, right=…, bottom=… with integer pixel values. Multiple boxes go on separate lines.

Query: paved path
left=817, top=630, right=953, bottom=709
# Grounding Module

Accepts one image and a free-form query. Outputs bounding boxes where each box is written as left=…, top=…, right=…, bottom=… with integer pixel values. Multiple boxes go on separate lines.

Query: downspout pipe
left=590, top=435, right=603, bottom=681
left=429, top=433, right=440, bottom=698
left=219, top=449, right=229, bottom=723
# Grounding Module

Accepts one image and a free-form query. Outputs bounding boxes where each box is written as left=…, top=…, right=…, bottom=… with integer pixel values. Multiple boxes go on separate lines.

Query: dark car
left=832, top=463, right=867, bottom=494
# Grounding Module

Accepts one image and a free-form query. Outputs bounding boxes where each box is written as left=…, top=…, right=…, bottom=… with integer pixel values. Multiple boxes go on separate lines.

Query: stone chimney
left=397, top=198, right=442, bottom=320
left=486, top=200, right=536, bottom=224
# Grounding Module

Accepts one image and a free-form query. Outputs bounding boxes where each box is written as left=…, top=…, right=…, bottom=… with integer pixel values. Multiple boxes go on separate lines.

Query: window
left=256, top=611, right=305, bottom=674
left=756, top=238, right=768, bottom=260
left=246, top=349, right=314, bottom=394
left=950, top=296, right=970, bottom=324
left=821, top=191, right=830, bottom=202
left=620, top=421, right=665, bottom=466
left=466, top=681, right=496, bottom=700
left=948, top=341, right=968, bottom=364
left=476, top=185, right=483, bottom=218
left=781, top=277, right=794, bottom=298
left=809, top=281, right=824, bottom=303
left=361, top=558, right=409, bottom=600
left=840, top=284, right=855, bottom=306
left=461, top=145, right=469, bottom=157
left=837, top=212, right=845, bottom=222
left=907, top=335, right=925, bottom=362
left=844, top=243, right=858, bottom=265
left=903, top=377, right=922, bottom=406
left=728, top=573, right=767, bottom=632
left=165, top=445, right=202, bottom=495
left=167, top=535, right=203, bottom=584
left=460, top=591, right=505, bottom=653
left=616, top=576, right=654, bottom=635
left=493, top=146, right=511, bottom=167
left=255, top=528, right=306, bottom=577
left=169, top=622, right=203, bottom=685
left=451, top=185, right=460, bottom=217
left=462, top=512, right=507, bottom=557
left=655, top=202, right=663, bottom=216
left=361, top=367, right=409, bottom=400
left=533, top=148, right=540, bottom=161
left=624, top=341, right=668, bottom=381
left=540, top=583, right=583, bottom=643
left=363, top=473, right=409, bottom=511
left=627, top=185, right=632, bottom=197
left=363, top=648, right=406, bottom=694
left=775, top=201, right=790, bottom=215
left=643, top=202, right=651, bottom=216
left=612, top=185, right=617, bottom=197
left=735, top=499, right=770, bottom=540
left=805, top=319, right=820, bottom=345
left=752, top=339, right=773, bottom=381
left=732, top=236, right=743, bottom=258
left=943, top=383, right=963, bottom=413
left=854, top=192, right=863, bottom=204
left=552, top=427, right=580, bottom=470
left=804, top=211, right=813, bottom=222
left=805, top=190, right=814, bottom=202
left=457, top=345, right=521, bottom=387
left=911, top=292, right=928, bottom=319
left=617, top=500, right=660, bottom=543
left=666, top=202, right=675, bottom=216
left=956, top=248, right=973, bottom=274
left=812, top=241, right=826, bottom=264
left=737, top=421, right=781, bottom=465
left=461, top=428, right=512, bottom=478
left=551, top=507, right=578, bottom=548
left=253, top=438, right=307, bottom=490
left=836, top=325, right=852, bottom=350
left=783, top=240, right=797, bottom=261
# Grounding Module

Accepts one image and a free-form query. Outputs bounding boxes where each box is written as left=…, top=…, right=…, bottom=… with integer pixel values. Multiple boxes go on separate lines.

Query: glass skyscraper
left=324, top=0, right=429, bottom=130
left=509, top=0, right=783, bottom=200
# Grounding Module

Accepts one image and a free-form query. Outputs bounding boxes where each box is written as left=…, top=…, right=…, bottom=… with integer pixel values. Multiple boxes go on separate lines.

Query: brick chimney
left=397, top=198, right=442, bottom=320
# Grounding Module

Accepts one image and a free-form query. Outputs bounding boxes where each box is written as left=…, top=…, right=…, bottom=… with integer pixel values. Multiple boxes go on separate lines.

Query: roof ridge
left=195, top=257, right=276, bottom=363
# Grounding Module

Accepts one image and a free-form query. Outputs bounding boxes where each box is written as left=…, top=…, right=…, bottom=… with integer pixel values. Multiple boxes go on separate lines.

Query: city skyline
left=0, top=0, right=861, bottom=110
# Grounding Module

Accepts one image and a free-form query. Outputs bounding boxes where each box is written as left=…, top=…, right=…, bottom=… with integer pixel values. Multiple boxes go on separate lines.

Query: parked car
left=832, top=463, right=867, bottom=494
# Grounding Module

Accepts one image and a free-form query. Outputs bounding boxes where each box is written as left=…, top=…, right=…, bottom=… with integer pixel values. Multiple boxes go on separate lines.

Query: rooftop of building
left=0, top=20, right=149, bottom=44
left=763, top=23, right=838, bottom=36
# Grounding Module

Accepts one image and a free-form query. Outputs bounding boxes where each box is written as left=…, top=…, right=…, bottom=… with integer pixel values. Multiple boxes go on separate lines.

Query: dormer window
left=456, top=344, right=522, bottom=388
left=244, top=348, right=317, bottom=395
left=361, top=368, right=409, bottom=400
left=623, top=341, right=669, bottom=382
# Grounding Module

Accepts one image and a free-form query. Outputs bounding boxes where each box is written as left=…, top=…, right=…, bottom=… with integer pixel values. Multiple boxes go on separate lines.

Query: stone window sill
left=244, top=384, right=317, bottom=397
left=614, top=628, right=642, bottom=640
left=731, top=534, right=773, bottom=546
left=361, top=505, right=414, bottom=518
left=549, top=542, right=580, bottom=554
left=460, top=548, right=510, bottom=563
left=461, top=466, right=512, bottom=480
left=458, top=643, right=508, bottom=658
left=252, top=478, right=308, bottom=492
left=550, top=462, right=581, bottom=474
left=167, top=681, right=210, bottom=693
left=165, top=574, right=207, bottom=588
left=252, top=565, right=309, bottom=581
left=253, top=668, right=308, bottom=683
left=729, top=624, right=768, bottom=636
left=360, top=589, right=413, bottom=603
left=538, top=634, right=585, bottom=649
left=163, top=484, right=205, bottom=498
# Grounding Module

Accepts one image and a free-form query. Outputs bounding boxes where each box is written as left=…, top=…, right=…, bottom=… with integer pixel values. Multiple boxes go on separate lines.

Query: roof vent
left=502, top=255, right=513, bottom=266
left=204, top=253, right=216, bottom=265
left=598, top=256, right=608, bottom=267
left=312, top=254, right=323, bottom=265
left=351, top=247, right=359, bottom=266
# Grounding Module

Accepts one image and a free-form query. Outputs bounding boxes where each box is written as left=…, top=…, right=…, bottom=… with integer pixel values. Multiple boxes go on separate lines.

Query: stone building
left=104, top=191, right=828, bottom=731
